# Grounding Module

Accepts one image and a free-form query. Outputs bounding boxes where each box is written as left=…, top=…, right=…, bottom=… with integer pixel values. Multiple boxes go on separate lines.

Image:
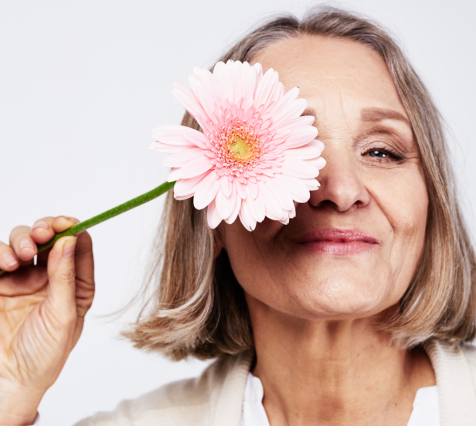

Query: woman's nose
left=309, top=147, right=370, bottom=211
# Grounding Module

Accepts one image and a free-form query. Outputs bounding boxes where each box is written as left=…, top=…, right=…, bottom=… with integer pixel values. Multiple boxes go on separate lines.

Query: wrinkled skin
left=217, top=35, right=433, bottom=426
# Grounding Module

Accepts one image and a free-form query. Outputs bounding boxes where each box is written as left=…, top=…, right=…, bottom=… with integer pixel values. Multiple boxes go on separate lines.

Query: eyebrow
left=301, top=107, right=410, bottom=127
left=361, top=107, right=410, bottom=126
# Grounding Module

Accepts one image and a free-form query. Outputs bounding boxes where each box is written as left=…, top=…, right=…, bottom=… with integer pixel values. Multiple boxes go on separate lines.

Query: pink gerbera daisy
left=150, top=60, right=326, bottom=231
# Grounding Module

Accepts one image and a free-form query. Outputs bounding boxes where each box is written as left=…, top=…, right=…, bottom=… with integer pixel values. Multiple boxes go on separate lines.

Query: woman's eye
left=369, top=150, right=388, bottom=158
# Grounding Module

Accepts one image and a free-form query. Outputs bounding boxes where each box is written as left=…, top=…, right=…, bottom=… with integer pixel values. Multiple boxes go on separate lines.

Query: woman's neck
left=248, top=297, right=436, bottom=426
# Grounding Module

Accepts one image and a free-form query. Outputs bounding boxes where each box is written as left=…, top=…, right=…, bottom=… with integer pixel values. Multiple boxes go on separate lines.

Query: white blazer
left=74, top=340, right=476, bottom=426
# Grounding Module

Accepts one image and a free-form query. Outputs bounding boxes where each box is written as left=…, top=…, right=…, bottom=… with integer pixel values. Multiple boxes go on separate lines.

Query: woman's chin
left=280, top=277, right=400, bottom=321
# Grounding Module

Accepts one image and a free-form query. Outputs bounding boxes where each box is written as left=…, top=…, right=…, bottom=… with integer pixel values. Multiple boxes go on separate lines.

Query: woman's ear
left=213, top=224, right=225, bottom=259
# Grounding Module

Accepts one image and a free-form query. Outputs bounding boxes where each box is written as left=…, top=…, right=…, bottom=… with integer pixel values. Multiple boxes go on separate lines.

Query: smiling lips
left=296, top=229, right=381, bottom=255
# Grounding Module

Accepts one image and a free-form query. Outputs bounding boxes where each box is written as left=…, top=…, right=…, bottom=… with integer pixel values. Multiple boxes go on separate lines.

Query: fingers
left=35, top=216, right=79, bottom=265
left=30, top=216, right=79, bottom=247
left=73, top=231, right=95, bottom=319
left=30, top=217, right=56, bottom=245
left=0, top=240, right=20, bottom=272
left=45, top=236, right=78, bottom=320
left=9, top=226, right=37, bottom=262
left=51, top=216, right=80, bottom=234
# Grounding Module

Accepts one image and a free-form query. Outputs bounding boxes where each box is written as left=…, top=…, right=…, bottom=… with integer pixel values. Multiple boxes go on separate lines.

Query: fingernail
left=62, top=237, right=77, bottom=258
left=4, top=253, right=18, bottom=268
left=32, top=221, right=49, bottom=230
left=19, top=239, right=35, bottom=251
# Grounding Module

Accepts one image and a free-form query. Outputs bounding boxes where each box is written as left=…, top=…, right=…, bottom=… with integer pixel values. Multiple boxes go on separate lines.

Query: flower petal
left=220, top=175, right=232, bottom=197
left=163, top=147, right=206, bottom=167
left=239, top=199, right=257, bottom=231
left=281, top=159, right=319, bottom=179
left=266, top=87, right=301, bottom=122
left=246, top=185, right=265, bottom=223
left=207, top=198, right=222, bottom=229
left=284, top=144, right=323, bottom=160
left=254, top=68, right=279, bottom=109
left=258, top=181, right=283, bottom=220
left=193, top=171, right=221, bottom=210
left=174, top=173, right=206, bottom=197
left=267, top=177, right=294, bottom=210
left=179, top=156, right=213, bottom=179
left=224, top=191, right=241, bottom=224
left=216, top=187, right=236, bottom=220
left=274, top=174, right=311, bottom=203
left=172, top=82, right=207, bottom=120
left=282, top=126, right=318, bottom=149
left=149, top=141, right=188, bottom=154
left=213, top=61, right=235, bottom=104
left=167, top=168, right=181, bottom=182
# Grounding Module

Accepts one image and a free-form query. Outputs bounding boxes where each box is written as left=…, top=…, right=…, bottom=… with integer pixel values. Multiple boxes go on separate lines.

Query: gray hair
left=123, top=6, right=476, bottom=359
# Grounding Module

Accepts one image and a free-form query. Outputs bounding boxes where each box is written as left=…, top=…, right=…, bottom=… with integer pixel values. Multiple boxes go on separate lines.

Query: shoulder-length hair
left=123, top=6, right=476, bottom=360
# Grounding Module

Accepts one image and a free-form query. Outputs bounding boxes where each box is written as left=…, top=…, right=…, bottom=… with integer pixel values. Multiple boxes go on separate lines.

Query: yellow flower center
left=230, top=136, right=250, bottom=160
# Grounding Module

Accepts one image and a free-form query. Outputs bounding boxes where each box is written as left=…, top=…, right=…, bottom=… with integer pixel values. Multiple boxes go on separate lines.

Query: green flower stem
left=0, top=180, right=176, bottom=277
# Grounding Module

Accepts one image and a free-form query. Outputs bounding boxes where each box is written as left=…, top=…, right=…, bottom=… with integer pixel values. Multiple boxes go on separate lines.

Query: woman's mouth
left=295, top=228, right=381, bottom=255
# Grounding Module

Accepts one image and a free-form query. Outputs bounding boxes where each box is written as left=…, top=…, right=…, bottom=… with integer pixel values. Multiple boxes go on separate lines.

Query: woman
left=0, top=6, right=475, bottom=426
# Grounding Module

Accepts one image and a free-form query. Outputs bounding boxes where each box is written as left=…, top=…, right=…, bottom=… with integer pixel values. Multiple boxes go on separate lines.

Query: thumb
left=45, top=236, right=78, bottom=322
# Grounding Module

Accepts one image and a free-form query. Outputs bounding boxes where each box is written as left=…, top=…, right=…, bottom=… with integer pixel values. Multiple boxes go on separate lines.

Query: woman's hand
left=0, top=216, right=95, bottom=425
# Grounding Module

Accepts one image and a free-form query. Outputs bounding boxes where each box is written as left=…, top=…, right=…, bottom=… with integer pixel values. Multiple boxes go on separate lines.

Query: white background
left=0, top=0, right=475, bottom=424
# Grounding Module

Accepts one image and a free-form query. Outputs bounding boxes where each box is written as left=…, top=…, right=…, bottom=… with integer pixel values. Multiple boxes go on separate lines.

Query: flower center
left=212, top=118, right=264, bottom=176
left=229, top=136, right=251, bottom=160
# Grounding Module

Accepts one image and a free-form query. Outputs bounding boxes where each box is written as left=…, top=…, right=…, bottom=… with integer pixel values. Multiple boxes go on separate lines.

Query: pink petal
left=273, top=115, right=315, bottom=134
left=172, top=82, right=207, bottom=120
left=254, top=68, right=279, bottom=109
left=178, top=156, right=213, bottom=179
left=207, top=198, right=222, bottom=229
left=274, top=174, right=310, bottom=203
left=284, top=145, right=323, bottom=160
left=220, top=175, right=232, bottom=197
left=273, top=82, right=286, bottom=101
left=258, top=181, right=283, bottom=220
left=229, top=61, right=243, bottom=103
left=216, top=187, right=236, bottom=220
left=189, top=76, right=218, bottom=121
left=307, top=156, right=326, bottom=170
left=180, top=126, right=209, bottom=149
left=175, top=193, right=194, bottom=200
left=174, top=173, right=206, bottom=197
left=163, top=147, right=206, bottom=167
left=283, top=126, right=318, bottom=149
left=246, top=186, right=265, bottom=223
left=266, top=87, right=300, bottom=121
left=236, top=181, right=246, bottom=199
left=193, top=171, right=221, bottom=210
left=167, top=168, right=181, bottom=182
left=248, top=181, right=258, bottom=199
left=224, top=195, right=241, bottom=224
left=149, top=142, right=188, bottom=154
left=213, top=61, right=235, bottom=104
left=301, top=178, right=320, bottom=190
left=281, top=159, right=319, bottom=179
left=239, top=199, right=257, bottom=231
left=241, top=63, right=258, bottom=106
left=266, top=178, right=294, bottom=210
left=151, top=125, right=209, bottom=150
left=279, top=217, right=290, bottom=225
left=151, top=125, right=194, bottom=146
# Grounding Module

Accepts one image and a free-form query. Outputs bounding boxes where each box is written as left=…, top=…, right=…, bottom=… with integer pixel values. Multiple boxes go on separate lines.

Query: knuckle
left=57, top=268, right=76, bottom=283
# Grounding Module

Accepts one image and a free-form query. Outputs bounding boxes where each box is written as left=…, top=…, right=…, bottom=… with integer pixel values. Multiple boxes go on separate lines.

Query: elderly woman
left=0, top=6, right=475, bottom=426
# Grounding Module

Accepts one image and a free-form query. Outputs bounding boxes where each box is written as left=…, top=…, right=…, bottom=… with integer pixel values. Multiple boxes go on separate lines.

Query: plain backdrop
left=0, top=0, right=475, bottom=424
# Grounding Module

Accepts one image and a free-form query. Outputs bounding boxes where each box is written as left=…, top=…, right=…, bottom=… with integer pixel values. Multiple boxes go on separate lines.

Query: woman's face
left=218, top=35, right=428, bottom=320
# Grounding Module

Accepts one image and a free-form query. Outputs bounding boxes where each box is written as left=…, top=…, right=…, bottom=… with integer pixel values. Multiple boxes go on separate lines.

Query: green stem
left=0, top=180, right=175, bottom=277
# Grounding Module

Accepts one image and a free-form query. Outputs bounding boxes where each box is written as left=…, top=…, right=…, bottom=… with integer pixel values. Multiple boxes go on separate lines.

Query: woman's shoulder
left=73, top=351, right=253, bottom=426
left=461, top=343, right=476, bottom=377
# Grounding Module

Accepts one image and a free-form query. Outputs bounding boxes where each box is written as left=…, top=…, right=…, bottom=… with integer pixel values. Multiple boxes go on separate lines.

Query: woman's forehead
left=252, top=34, right=407, bottom=118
